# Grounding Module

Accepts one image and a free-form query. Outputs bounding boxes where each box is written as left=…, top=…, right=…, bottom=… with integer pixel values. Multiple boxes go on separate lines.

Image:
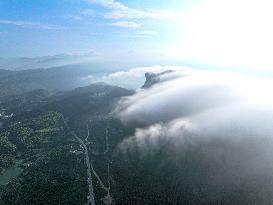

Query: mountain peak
left=142, top=70, right=174, bottom=89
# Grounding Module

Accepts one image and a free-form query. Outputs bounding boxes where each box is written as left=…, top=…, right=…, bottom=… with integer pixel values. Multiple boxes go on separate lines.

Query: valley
left=0, top=83, right=134, bottom=205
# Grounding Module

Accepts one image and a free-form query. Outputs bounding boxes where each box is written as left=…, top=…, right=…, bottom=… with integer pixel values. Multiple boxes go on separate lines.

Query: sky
left=1, top=0, right=273, bottom=74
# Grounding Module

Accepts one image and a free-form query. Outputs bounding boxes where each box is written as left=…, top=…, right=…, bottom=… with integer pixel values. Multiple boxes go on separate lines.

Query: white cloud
left=0, top=20, right=63, bottom=30
left=85, top=0, right=126, bottom=11
left=109, top=21, right=141, bottom=28
left=118, top=99, right=273, bottom=203
left=115, top=68, right=273, bottom=203
left=104, top=8, right=178, bottom=20
left=106, top=65, right=188, bottom=79
left=114, top=68, right=273, bottom=153
left=115, top=69, right=273, bottom=124
left=84, top=0, right=178, bottom=20
left=119, top=119, right=195, bottom=154
left=101, top=65, right=190, bottom=89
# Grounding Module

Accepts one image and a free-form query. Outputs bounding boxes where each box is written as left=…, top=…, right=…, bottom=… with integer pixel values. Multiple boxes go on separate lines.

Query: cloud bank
left=97, top=65, right=190, bottom=89
left=116, top=69, right=273, bottom=124
left=114, top=67, right=273, bottom=204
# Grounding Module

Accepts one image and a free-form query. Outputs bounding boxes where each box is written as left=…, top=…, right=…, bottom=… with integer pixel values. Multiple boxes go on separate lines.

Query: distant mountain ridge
left=0, top=83, right=134, bottom=120
left=0, top=63, right=115, bottom=97
left=0, top=52, right=96, bottom=71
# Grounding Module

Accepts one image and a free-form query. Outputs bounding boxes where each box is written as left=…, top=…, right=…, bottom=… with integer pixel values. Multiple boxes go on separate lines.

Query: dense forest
left=1, top=80, right=269, bottom=205
left=0, top=83, right=135, bottom=205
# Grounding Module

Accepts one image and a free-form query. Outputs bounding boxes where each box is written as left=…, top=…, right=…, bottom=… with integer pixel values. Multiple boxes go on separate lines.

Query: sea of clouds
left=111, top=66, right=273, bottom=204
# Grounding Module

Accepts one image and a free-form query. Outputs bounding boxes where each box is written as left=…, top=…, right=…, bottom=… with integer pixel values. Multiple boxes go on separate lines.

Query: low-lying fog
left=113, top=67, right=273, bottom=204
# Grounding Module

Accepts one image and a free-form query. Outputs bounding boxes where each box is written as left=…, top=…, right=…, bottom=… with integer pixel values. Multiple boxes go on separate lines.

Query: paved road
left=61, top=115, right=96, bottom=205
left=73, top=133, right=96, bottom=205
left=85, top=123, right=113, bottom=205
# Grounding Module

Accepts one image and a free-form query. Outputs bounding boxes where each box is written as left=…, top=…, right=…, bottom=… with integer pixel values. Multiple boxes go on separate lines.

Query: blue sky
left=0, top=0, right=194, bottom=58
left=1, top=0, right=273, bottom=74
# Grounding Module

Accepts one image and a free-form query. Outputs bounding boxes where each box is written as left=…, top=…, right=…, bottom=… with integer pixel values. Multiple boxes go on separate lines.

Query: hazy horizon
left=1, top=1, right=273, bottom=205
left=1, top=0, right=273, bottom=75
